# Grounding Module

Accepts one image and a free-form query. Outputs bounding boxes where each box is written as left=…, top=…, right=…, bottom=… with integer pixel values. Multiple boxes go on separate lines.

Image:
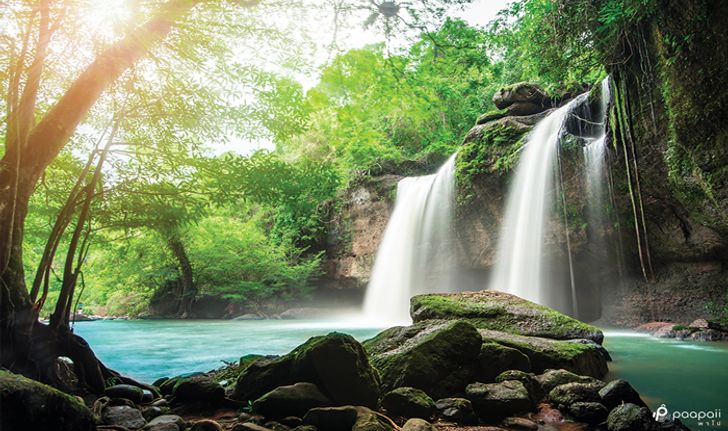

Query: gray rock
left=102, top=405, right=147, bottom=429
left=599, top=379, right=647, bottom=409
left=495, top=370, right=543, bottom=403
left=501, top=416, right=539, bottom=430
left=303, top=406, right=358, bottom=431
left=535, top=369, right=603, bottom=393
left=105, top=384, right=144, bottom=403
left=190, top=419, right=223, bottom=431
left=434, top=398, right=477, bottom=424
left=233, top=424, right=273, bottom=431
left=607, top=403, right=659, bottom=431
left=172, top=376, right=224, bottom=405
left=569, top=401, right=609, bottom=424
left=401, top=418, right=436, bottom=431
left=507, top=101, right=549, bottom=116
left=381, top=387, right=435, bottom=419
left=492, top=82, right=551, bottom=110
left=142, top=406, right=165, bottom=421
left=145, top=423, right=179, bottom=431
left=146, top=415, right=185, bottom=430
left=549, top=382, right=601, bottom=406
left=465, top=380, right=533, bottom=421
left=252, top=382, right=331, bottom=419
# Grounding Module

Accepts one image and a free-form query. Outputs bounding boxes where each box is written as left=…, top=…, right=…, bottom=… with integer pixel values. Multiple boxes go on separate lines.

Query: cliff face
left=599, top=0, right=728, bottom=325
left=321, top=175, right=399, bottom=290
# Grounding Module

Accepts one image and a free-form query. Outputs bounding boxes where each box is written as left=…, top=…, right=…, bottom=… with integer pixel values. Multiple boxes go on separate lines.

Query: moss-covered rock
left=363, top=320, right=482, bottom=400
left=606, top=403, right=659, bottom=431
left=433, top=398, right=477, bottom=424
left=479, top=330, right=608, bottom=378
left=548, top=382, right=602, bottom=406
left=380, top=387, right=435, bottom=419
left=476, top=109, right=509, bottom=125
left=252, top=382, right=331, bottom=419
left=495, top=370, right=543, bottom=403
left=411, top=291, right=604, bottom=343
left=233, top=332, right=380, bottom=408
left=535, top=369, right=604, bottom=393
left=465, top=380, right=534, bottom=421
left=478, top=341, right=531, bottom=382
left=0, top=371, right=96, bottom=431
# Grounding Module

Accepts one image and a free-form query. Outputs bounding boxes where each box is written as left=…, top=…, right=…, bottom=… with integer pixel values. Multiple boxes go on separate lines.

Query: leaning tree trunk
left=166, top=235, right=196, bottom=319
left=0, top=0, right=201, bottom=394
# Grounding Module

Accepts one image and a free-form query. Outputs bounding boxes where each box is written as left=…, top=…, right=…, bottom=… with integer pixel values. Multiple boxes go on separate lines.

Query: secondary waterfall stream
left=363, top=154, right=457, bottom=324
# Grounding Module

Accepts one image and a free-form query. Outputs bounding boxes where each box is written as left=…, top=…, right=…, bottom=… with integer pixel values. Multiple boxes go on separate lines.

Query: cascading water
left=489, top=79, right=611, bottom=313
left=362, top=154, right=457, bottom=324
left=488, top=98, right=581, bottom=308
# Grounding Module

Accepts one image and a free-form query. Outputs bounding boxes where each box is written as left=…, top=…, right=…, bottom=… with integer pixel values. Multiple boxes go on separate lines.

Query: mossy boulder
left=607, top=403, right=659, bottom=431
left=434, top=398, right=477, bottom=424
left=410, top=291, right=604, bottom=343
left=233, top=332, right=380, bottom=408
left=478, top=341, right=531, bottom=382
left=0, top=371, right=95, bottom=431
left=495, top=370, right=543, bottom=403
left=252, top=382, right=331, bottom=419
left=569, top=401, right=609, bottom=424
left=479, top=330, right=608, bottom=378
left=598, top=379, right=647, bottom=409
left=362, top=320, right=482, bottom=400
left=535, top=368, right=604, bottom=393
left=548, top=382, right=602, bottom=406
left=380, top=387, right=435, bottom=419
left=465, top=380, right=534, bottom=421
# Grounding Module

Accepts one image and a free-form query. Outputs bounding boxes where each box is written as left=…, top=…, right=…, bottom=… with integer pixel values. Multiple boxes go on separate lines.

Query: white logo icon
left=653, top=404, right=669, bottom=422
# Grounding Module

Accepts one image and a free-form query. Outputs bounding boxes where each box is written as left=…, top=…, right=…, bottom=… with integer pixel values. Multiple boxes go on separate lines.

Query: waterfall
left=362, top=154, right=457, bottom=324
left=489, top=78, right=611, bottom=314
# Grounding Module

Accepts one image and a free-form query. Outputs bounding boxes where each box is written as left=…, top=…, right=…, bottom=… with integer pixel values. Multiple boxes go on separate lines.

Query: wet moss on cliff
left=455, top=118, right=531, bottom=205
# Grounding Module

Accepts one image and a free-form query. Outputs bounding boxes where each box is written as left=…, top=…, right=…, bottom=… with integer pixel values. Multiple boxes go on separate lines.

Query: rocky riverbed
left=1, top=291, right=692, bottom=431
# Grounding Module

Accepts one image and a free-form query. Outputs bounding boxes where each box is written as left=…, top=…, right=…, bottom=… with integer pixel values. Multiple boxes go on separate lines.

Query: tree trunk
left=0, top=0, right=201, bottom=393
left=166, top=235, right=195, bottom=319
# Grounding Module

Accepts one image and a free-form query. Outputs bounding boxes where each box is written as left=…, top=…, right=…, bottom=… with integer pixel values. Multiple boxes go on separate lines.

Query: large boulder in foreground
left=479, top=329, right=608, bottom=378
left=233, top=332, right=379, bottom=408
left=362, top=320, right=482, bottom=400
left=410, top=291, right=603, bottom=343
left=0, top=370, right=96, bottom=431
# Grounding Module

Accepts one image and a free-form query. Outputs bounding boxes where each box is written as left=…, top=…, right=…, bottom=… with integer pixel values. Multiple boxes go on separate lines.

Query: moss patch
left=410, top=291, right=604, bottom=343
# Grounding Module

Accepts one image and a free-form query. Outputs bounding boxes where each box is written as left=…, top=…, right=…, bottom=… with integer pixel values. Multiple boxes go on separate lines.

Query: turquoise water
left=604, top=332, right=728, bottom=430
left=75, top=321, right=728, bottom=429
left=73, top=319, right=382, bottom=382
